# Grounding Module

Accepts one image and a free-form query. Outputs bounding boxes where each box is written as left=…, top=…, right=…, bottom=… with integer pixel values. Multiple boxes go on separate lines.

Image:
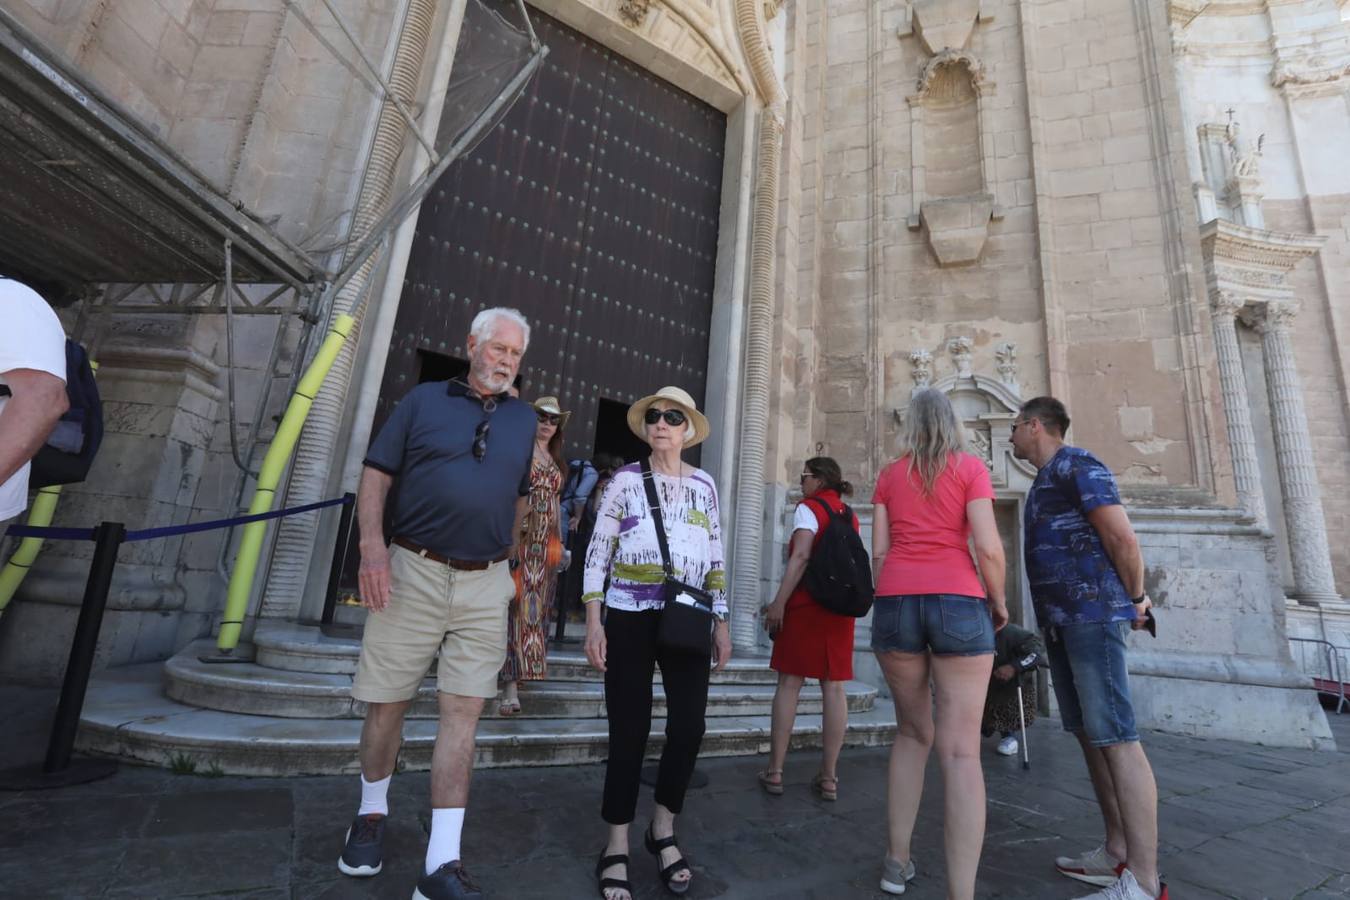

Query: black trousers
left=602, top=608, right=711, bottom=824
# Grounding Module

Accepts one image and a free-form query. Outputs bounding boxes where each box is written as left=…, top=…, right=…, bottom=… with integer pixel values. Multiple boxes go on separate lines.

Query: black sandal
left=594, top=850, right=631, bottom=900
left=644, top=824, right=692, bottom=895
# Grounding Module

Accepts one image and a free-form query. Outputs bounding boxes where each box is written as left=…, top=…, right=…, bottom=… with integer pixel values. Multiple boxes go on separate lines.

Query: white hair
left=469, top=307, right=530, bottom=351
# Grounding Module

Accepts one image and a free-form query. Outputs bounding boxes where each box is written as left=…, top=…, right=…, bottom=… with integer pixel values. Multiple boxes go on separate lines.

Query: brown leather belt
left=392, top=537, right=509, bottom=571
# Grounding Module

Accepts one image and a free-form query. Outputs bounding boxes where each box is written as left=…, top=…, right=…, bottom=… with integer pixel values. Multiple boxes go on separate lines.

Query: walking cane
left=1016, top=681, right=1030, bottom=770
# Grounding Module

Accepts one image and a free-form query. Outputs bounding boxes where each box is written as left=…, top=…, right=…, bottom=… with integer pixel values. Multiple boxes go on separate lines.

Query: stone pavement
left=1, top=685, right=1347, bottom=899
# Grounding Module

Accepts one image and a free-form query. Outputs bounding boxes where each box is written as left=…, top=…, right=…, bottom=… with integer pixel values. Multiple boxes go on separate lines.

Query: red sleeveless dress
left=769, top=489, right=857, bottom=681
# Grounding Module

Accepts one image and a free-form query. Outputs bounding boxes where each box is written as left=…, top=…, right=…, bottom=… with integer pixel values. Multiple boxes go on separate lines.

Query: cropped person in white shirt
left=0, top=277, right=68, bottom=525
left=582, top=386, right=730, bottom=900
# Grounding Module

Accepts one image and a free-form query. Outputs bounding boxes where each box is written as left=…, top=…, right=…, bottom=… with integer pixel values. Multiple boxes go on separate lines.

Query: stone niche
left=901, top=8, right=1000, bottom=267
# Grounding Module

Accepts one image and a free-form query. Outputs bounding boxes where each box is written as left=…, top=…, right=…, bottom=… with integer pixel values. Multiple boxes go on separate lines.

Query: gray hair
left=469, top=307, right=531, bottom=351
left=899, top=388, right=967, bottom=495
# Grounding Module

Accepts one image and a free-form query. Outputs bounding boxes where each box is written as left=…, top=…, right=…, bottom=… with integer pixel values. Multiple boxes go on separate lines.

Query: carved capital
left=947, top=336, right=973, bottom=378
left=909, top=349, right=934, bottom=388
left=1255, top=300, right=1299, bottom=334
left=1209, top=290, right=1246, bottom=320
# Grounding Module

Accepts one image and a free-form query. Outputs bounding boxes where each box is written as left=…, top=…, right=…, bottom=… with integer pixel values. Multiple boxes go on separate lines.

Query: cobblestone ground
left=1, top=686, right=1347, bottom=899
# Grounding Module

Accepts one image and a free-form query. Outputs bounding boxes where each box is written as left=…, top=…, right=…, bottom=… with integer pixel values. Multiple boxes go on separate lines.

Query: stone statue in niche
left=1228, top=127, right=1264, bottom=179
left=969, top=426, right=993, bottom=470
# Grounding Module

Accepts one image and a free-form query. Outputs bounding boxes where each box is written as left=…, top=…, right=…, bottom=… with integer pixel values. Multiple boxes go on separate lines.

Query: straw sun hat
left=626, top=386, right=710, bottom=448
left=532, top=396, right=571, bottom=429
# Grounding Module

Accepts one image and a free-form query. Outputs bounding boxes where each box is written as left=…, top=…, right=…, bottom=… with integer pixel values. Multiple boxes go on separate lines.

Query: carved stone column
left=1209, top=292, right=1266, bottom=526
left=1254, top=301, right=1340, bottom=601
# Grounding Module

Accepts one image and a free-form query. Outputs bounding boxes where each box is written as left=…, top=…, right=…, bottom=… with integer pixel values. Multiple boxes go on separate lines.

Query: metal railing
left=1290, top=636, right=1348, bottom=715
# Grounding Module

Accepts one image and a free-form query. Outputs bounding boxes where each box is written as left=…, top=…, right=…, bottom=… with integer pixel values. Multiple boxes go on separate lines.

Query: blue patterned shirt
left=1023, top=446, right=1135, bottom=627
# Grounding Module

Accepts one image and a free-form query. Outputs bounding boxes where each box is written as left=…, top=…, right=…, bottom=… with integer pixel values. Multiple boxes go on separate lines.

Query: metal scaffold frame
left=0, top=0, right=547, bottom=632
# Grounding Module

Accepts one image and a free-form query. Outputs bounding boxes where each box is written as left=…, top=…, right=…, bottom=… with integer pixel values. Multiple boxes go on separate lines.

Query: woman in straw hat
left=583, top=386, right=730, bottom=900
left=498, top=396, right=570, bottom=716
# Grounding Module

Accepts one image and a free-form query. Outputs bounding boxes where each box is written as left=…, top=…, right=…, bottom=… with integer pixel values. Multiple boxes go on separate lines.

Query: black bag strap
left=640, top=457, right=675, bottom=577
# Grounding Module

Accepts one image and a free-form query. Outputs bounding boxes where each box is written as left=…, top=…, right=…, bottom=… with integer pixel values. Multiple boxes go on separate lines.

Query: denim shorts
left=870, top=594, right=995, bottom=657
left=1044, top=620, right=1139, bottom=747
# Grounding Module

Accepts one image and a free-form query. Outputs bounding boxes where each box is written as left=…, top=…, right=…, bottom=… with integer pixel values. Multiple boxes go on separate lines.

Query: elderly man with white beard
left=338, top=307, right=536, bottom=900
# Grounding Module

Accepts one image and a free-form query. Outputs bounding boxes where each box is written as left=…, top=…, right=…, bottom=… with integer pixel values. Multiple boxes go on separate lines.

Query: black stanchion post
left=321, top=492, right=356, bottom=626
left=0, top=521, right=123, bottom=790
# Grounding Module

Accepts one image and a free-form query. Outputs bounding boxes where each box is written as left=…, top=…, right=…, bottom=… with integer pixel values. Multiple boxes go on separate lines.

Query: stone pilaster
left=1209, top=292, right=1266, bottom=526
left=1253, top=301, right=1340, bottom=601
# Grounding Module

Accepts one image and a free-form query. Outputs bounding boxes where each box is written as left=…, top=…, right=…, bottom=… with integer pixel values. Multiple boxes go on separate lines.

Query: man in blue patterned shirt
left=1012, top=397, right=1165, bottom=900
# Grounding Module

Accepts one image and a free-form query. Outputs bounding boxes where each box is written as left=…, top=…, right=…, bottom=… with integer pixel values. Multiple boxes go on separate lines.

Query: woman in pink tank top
left=869, top=388, right=1009, bottom=899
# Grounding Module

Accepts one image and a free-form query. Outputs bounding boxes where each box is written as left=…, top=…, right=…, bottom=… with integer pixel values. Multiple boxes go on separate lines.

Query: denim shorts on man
left=1044, top=619, right=1139, bottom=746
left=870, top=594, right=996, bottom=656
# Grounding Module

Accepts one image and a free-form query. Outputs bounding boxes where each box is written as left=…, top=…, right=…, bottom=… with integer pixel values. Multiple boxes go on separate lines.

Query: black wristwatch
left=1130, top=593, right=1147, bottom=604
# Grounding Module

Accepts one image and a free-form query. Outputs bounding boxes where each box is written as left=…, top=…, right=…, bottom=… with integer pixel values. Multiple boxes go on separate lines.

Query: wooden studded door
left=373, top=4, right=726, bottom=465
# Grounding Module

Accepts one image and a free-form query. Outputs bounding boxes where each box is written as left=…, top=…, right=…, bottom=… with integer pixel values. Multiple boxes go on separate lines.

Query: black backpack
left=802, top=497, right=875, bottom=617
left=30, top=339, right=103, bottom=488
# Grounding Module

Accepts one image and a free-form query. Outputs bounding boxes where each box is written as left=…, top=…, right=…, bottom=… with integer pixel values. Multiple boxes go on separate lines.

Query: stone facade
left=0, top=0, right=1345, bottom=747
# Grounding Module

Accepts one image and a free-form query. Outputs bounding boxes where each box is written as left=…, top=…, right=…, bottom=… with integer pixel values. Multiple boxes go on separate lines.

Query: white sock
left=357, top=773, right=391, bottom=817
left=425, top=807, right=466, bottom=874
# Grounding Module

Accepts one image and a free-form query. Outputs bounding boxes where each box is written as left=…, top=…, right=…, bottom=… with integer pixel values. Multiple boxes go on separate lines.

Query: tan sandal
left=812, top=772, right=838, bottom=801
left=757, top=769, right=784, bottom=796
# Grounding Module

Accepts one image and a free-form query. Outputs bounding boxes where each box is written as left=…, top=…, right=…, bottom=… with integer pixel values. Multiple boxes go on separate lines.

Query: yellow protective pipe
left=217, top=313, right=356, bottom=652
left=0, top=484, right=64, bottom=619
left=0, top=359, right=98, bottom=619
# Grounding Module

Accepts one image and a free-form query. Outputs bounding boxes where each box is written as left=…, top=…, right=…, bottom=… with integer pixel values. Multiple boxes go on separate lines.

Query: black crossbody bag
left=640, top=458, right=715, bottom=656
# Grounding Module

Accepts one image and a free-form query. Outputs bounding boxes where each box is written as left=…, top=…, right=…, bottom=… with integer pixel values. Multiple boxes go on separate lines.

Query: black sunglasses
left=644, top=407, right=687, bottom=427
left=536, top=411, right=561, bottom=426
left=473, top=418, right=490, bottom=463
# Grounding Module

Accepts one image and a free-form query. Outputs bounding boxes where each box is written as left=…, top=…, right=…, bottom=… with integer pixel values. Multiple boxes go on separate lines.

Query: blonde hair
left=899, top=388, right=967, bottom=496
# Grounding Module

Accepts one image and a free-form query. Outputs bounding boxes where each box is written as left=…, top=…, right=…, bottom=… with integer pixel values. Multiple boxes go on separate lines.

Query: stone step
left=252, top=623, right=783, bottom=684
left=79, top=665, right=899, bottom=776
left=164, top=641, right=876, bottom=720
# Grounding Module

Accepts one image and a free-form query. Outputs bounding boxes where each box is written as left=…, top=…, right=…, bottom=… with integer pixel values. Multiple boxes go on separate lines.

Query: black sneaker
left=413, top=860, right=483, bottom=899
left=338, top=813, right=385, bottom=877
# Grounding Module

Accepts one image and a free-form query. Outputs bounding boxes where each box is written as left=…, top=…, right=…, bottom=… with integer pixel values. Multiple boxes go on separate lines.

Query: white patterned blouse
left=581, top=462, right=728, bottom=617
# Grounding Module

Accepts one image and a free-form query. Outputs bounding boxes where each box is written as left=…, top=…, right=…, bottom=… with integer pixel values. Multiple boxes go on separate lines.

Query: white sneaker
left=879, top=857, right=916, bottom=895
left=1073, top=867, right=1167, bottom=900
left=996, top=735, right=1019, bottom=756
left=1055, top=843, right=1125, bottom=886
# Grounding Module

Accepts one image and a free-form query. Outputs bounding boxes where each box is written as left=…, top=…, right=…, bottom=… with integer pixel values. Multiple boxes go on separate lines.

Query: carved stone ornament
left=1209, top=290, right=1246, bottom=320
left=619, top=0, right=652, bottom=28
left=947, top=336, right=973, bottom=378
left=917, top=48, right=989, bottom=96
left=910, top=348, right=934, bottom=389
left=763, top=0, right=784, bottom=21
left=1256, top=300, right=1299, bottom=334
left=1271, top=53, right=1350, bottom=89
left=969, top=425, right=993, bottom=470
left=994, top=341, right=1018, bottom=388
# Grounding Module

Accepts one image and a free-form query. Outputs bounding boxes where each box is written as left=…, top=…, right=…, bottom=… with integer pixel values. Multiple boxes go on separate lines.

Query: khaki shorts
left=352, top=544, right=514, bottom=702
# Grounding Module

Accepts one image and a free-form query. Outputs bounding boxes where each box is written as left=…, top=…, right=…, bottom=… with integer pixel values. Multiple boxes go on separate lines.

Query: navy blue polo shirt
left=363, top=380, right=535, bottom=560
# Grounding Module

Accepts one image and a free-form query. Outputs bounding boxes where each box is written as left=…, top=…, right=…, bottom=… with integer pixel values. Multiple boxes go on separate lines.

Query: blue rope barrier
left=3, top=495, right=352, bottom=543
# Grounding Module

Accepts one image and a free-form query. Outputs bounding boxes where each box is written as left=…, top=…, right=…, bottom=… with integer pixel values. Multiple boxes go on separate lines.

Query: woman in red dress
left=758, top=456, right=858, bottom=801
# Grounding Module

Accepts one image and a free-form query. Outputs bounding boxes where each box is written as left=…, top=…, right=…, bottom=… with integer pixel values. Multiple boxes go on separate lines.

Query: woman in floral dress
left=498, top=396, right=568, bottom=715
